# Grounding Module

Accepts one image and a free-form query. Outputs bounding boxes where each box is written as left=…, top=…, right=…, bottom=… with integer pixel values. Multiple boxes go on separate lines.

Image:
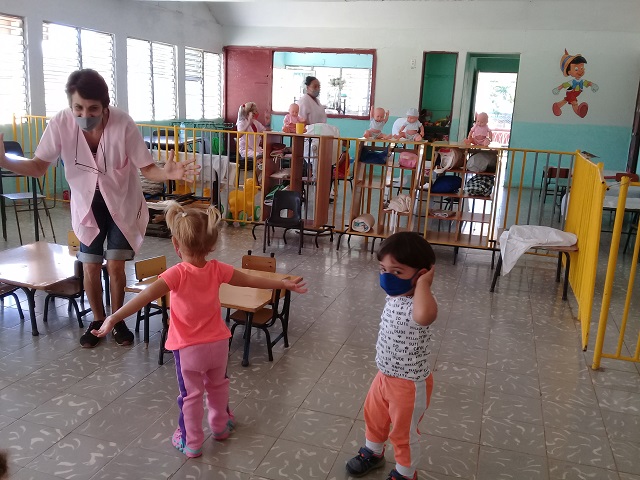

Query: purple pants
left=174, top=339, right=231, bottom=452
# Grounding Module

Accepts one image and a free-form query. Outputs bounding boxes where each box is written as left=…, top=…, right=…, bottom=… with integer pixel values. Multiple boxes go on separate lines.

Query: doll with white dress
left=464, top=112, right=492, bottom=146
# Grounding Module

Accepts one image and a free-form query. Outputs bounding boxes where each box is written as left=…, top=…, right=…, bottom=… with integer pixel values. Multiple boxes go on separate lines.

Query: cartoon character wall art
left=552, top=49, right=599, bottom=118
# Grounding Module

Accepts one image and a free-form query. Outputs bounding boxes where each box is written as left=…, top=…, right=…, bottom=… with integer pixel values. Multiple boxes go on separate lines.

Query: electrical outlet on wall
left=410, top=58, right=417, bottom=69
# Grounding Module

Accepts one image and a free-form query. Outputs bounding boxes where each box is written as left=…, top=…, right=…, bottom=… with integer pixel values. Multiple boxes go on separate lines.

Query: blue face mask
left=379, top=271, right=417, bottom=296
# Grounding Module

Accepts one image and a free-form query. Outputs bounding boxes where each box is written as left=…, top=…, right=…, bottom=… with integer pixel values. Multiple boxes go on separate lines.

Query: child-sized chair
left=0, top=282, right=24, bottom=320
left=227, top=250, right=287, bottom=363
left=263, top=190, right=304, bottom=255
left=125, top=255, right=170, bottom=364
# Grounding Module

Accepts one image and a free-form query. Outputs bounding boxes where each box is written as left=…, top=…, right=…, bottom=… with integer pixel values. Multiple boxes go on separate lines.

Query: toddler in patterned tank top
left=346, top=232, right=437, bottom=480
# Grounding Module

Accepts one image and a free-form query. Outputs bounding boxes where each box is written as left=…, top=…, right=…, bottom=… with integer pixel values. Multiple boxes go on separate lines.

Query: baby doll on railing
left=396, top=108, right=424, bottom=141
left=363, top=106, right=390, bottom=139
left=464, top=112, right=492, bottom=146
left=282, top=103, right=305, bottom=133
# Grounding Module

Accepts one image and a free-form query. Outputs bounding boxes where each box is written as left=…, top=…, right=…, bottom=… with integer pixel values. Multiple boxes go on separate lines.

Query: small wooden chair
left=125, top=256, right=170, bottom=364
left=42, top=259, right=91, bottom=327
left=0, top=282, right=24, bottom=320
left=227, top=250, right=286, bottom=362
left=67, top=230, right=110, bottom=306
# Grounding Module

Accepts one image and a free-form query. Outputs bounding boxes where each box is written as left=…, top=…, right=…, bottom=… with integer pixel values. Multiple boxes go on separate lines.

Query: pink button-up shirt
left=35, top=107, right=154, bottom=252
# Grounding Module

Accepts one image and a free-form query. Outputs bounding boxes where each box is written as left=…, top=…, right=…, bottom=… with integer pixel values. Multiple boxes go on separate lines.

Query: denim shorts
left=78, top=190, right=135, bottom=264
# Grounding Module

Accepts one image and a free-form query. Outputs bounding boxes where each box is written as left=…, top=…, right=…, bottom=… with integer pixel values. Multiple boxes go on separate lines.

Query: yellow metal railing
left=592, top=176, right=640, bottom=369
left=563, top=152, right=607, bottom=350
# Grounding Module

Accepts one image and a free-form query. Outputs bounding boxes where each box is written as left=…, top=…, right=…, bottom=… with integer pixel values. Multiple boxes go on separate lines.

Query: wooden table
left=0, top=242, right=77, bottom=335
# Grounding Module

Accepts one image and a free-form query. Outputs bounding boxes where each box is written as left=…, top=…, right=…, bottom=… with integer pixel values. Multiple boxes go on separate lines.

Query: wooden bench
left=490, top=238, right=577, bottom=301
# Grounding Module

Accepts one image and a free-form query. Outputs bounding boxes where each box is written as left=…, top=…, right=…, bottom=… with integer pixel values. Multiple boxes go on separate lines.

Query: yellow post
left=592, top=175, right=629, bottom=370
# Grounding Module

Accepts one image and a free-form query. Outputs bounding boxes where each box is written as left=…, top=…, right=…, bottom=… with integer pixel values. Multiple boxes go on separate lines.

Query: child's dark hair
left=165, top=201, right=222, bottom=258
left=377, top=232, right=436, bottom=270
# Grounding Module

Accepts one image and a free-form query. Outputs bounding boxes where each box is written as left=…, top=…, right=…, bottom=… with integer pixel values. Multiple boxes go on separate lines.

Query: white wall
left=0, top=0, right=222, bottom=116
left=219, top=1, right=640, bottom=163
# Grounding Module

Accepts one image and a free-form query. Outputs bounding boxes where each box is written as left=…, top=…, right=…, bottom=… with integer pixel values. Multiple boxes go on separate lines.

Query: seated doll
left=283, top=103, right=305, bottom=133
left=465, top=112, right=492, bottom=146
left=364, top=106, right=390, bottom=139
left=396, top=107, right=424, bottom=141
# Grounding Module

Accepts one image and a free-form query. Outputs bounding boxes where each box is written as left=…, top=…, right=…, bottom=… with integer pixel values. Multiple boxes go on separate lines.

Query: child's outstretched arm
left=369, top=106, right=374, bottom=119
left=92, top=278, right=171, bottom=337
left=229, top=269, right=308, bottom=294
left=412, top=267, right=437, bottom=326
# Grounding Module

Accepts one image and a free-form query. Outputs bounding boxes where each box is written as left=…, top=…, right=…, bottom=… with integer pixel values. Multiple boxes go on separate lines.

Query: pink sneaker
left=171, top=428, right=202, bottom=458
left=213, top=418, right=236, bottom=441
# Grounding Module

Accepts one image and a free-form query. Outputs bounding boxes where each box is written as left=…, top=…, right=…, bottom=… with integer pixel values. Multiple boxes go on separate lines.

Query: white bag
left=434, top=148, right=464, bottom=174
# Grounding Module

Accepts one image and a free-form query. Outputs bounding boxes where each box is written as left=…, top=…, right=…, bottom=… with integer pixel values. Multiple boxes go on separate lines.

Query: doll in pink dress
left=465, top=112, right=492, bottom=146
left=283, top=104, right=305, bottom=133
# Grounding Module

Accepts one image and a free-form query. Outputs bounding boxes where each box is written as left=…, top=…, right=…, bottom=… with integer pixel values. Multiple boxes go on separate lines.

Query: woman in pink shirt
left=93, top=201, right=307, bottom=458
left=0, top=69, right=197, bottom=348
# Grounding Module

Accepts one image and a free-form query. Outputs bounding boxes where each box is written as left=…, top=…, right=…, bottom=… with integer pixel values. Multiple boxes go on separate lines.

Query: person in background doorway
left=464, top=112, right=493, bottom=146
left=297, top=76, right=327, bottom=125
left=0, top=69, right=198, bottom=349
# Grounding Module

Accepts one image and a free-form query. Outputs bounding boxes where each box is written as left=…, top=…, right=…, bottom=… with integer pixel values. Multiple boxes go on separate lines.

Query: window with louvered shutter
left=127, top=38, right=177, bottom=121
left=126, top=38, right=153, bottom=121
left=185, top=47, right=204, bottom=120
left=203, top=52, right=222, bottom=119
left=152, top=42, right=177, bottom=121
left=185, top=48, right=222, bottom=120
left=0, top=14, right=28, bottom=123
left=42, top=22, right=115, bottom=117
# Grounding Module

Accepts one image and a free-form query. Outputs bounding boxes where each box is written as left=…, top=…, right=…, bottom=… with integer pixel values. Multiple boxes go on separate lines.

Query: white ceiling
left=134, top=0, right=640, bottom=31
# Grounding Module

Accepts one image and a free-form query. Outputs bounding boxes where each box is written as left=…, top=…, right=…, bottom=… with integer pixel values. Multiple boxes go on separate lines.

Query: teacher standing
left=0, top=69, right=197, bottom=348
left=297, top=76, right=327, bottom=125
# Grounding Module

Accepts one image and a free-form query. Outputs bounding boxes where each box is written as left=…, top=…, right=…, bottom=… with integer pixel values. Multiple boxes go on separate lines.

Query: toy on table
left=464, top=112, right=492, bottom=146
left=364, top=106, right=390, bottom=139
left=283, top=103, right=305, bottom=133
left=396, top=108, right=424, bottom=141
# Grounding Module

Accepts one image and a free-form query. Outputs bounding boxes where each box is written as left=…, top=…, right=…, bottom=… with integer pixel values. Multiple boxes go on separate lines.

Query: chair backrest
left=152, top=129, right=174, bottom=138
left=333, top=149, right=350, bottom=179
left=392, top=117, right=407, bottom=136
left=546, top=167, right=571, bottom=179
left=242, top=250, right=276, bottom=273
left=67, top=230, right=80, bottom=252
left=3, top=141, right=25, bottom=157
left=615, top=172, right=640, bottom=182
left=269, top=191, right=302, bottom=223
left=135, top=256, right=167, bottom=281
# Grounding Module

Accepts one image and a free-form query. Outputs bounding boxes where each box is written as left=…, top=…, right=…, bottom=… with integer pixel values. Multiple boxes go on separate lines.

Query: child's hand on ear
left=283, top=278, right=308, bottom=294
left=416, top=267, right=435, bottom=288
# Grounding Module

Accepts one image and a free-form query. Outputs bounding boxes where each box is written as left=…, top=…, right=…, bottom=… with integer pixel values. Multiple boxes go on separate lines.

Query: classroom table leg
left=20, top=287, right=39, bottom=335
left=241, top=313, right=254, bottom=367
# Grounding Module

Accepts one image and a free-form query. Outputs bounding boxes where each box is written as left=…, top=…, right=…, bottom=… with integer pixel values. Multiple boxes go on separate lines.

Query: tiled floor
left=0, top=204, right=639, bottom=479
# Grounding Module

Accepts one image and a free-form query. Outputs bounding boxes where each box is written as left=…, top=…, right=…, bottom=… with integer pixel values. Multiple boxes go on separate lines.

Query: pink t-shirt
left=34, top=107, right=153, bottom=252
left=159, top=259, right=235, bottom=350
left=470, top=124, right=491, bottom=140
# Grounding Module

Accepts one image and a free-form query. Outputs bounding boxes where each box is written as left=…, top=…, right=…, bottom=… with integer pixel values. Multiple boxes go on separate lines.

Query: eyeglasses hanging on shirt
left=74, top=126, right=107, bottom=175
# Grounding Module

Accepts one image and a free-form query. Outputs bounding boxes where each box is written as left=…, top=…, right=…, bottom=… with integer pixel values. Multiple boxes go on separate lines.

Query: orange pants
left=364, top=372, right=434, bottom=471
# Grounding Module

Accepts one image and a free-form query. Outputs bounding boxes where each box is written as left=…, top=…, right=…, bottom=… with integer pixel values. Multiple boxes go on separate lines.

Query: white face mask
left=75, top=115, right=102, bottom=132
